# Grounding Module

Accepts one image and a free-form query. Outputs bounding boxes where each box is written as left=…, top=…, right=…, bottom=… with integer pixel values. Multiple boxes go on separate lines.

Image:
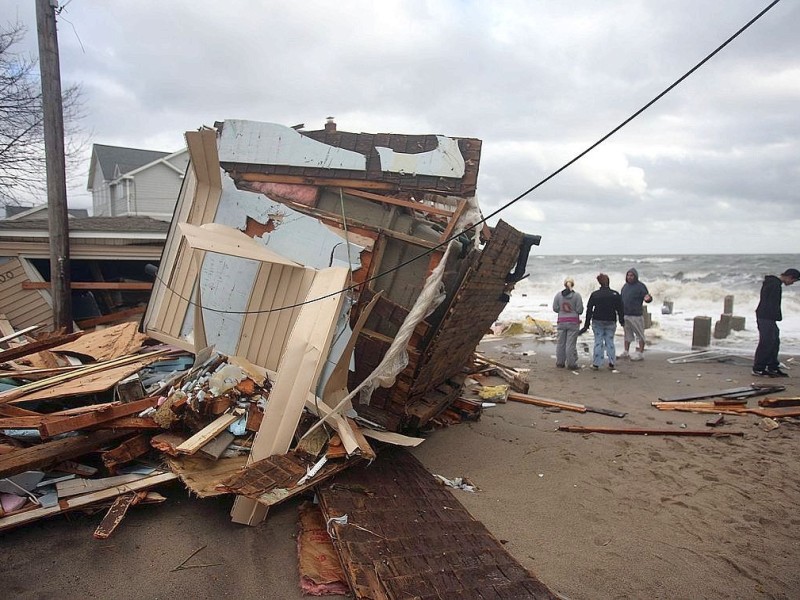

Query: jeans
left=592, top=321, right=617, bottom=366
left=754, top=318, right=780, bottom=370
left=556, top=324, right=580, bottom=368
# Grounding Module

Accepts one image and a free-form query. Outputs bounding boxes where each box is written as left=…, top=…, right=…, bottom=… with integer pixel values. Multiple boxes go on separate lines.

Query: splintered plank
left=0, top=430, right=131, bottom=478
left=93, top=491, right=146, bottom=539
left=317, top=448, right=557, bottom=599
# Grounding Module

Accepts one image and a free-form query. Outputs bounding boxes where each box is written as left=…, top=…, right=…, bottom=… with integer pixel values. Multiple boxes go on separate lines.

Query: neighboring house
left=87, top=143, right=189, bottom=221
left=2, top=205, right=89, bottom=220
left=0, top=216, right=169, bottom=331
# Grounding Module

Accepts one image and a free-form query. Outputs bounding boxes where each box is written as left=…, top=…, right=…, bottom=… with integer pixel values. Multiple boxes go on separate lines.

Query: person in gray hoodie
left=552, top=277, right=584, bottom=369
left=620, top=268, right=652, bottom=360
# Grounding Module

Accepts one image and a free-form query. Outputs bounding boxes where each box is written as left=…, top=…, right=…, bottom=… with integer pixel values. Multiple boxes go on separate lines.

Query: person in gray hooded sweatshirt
left=553, top=277, right=584, bottom=369
left=620, top=268, right=652, bottom=360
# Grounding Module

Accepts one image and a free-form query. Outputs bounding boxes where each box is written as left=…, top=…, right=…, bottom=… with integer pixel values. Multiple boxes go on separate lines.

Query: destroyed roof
left=217, top=119, right=482, bottom=196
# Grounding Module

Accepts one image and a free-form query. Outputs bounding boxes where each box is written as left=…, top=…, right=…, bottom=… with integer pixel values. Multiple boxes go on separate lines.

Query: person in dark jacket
left=753, top=268, right=800, bottom=377
left=620, top=267, right=652, bottom=361
left=580, top=273, right=625, bottom=370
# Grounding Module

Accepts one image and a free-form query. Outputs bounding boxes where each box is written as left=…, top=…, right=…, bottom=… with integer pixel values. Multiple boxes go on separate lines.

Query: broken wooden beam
left=758, top=396, right=800, bottom=408
left=38, top=397, right=159, bottom=438
left=558, top=425, right=744, bottom=436
left=0, top=430, right=131, bottom=478
left=101, top=434, right=154, bottom=470
left=507, top=392, right=586, bottom=412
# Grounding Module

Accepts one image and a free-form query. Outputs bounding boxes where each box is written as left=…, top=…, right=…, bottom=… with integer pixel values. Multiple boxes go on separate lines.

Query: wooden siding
left=0, top=257, right=54, bottom=331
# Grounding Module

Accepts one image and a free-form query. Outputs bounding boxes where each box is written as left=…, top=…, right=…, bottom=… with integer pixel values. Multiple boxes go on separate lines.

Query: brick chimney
left=324, top=117, right=336, bottom=133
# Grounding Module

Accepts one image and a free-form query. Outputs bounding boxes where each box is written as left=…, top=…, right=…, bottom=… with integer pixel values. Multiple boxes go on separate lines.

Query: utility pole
left=35, top=0, right=72, bottom=332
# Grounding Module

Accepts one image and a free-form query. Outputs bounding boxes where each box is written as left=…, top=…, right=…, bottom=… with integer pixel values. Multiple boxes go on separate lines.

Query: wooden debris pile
left=0, top=315, right=428, bottom=539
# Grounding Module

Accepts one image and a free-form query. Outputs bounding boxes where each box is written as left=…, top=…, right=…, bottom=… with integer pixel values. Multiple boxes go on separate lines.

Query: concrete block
left=723, top=295, right=734, bottom=315
left=692, top=316, right=712, bottom=349
left=713, top=314, right=733, bottom=339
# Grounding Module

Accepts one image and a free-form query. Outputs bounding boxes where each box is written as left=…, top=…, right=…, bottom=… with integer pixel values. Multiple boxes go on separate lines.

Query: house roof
left=3, top=205, right=90, bottom=220
left=0, top=216, right=170, bottom=234
left=88, top=144, right=171, bottom=189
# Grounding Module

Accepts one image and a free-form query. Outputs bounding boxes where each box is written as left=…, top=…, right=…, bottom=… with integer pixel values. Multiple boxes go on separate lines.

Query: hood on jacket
left=561, top=288, right=574, bottom=297
left=626, top=268, right=639, bottom=282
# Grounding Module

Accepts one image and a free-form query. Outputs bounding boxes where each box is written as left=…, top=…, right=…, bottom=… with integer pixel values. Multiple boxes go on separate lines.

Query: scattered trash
left=432, top=474, right=478, bottom=492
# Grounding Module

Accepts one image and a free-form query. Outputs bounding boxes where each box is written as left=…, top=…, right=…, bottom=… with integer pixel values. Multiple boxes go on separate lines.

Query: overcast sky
left=7, top=0, right=799, bottom=255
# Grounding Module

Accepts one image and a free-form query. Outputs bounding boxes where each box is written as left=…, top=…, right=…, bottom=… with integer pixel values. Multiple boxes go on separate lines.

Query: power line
left=152, top=0, right=782, bottom=316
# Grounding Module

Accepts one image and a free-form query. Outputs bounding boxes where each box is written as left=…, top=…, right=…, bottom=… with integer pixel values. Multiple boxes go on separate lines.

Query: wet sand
left=2, top=336, right=798, bottom=599
left=413, top=336, right=800, bottom=599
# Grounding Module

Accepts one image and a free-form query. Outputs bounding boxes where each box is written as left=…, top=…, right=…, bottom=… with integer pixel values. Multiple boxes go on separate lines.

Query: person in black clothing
left=753, top=267, right=800, bottom=377
left=580, top=273, right=625, bottom=370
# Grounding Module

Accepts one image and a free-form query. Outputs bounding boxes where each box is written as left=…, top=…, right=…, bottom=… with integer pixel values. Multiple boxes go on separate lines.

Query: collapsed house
left=143, top=119, right=538, bottom=430
left=139, top=119, right=539, bottom=525
left=0, top=119, right=556, bottom=597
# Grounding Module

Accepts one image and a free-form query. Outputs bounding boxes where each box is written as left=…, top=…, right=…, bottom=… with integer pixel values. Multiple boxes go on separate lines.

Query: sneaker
left=620, top=352, right=630, bottom=359
left=608, top=363, right=615, bottom=370
left=752, top=368, right=769, bottom=377
left=556, top=363, right=565, bottom=368
left=591, top=365, right=599, bottom=371
left=766, top=368, right=789, bottom=378
left=631, top=351, right=643, bottom=362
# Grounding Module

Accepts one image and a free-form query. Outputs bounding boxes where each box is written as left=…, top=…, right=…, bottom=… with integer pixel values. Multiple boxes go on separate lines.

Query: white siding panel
left=131, top=163, right=182, bottom=217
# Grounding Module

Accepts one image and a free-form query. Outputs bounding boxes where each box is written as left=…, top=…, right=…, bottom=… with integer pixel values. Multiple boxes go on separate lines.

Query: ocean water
left=501, top=254, right=800, bottom=356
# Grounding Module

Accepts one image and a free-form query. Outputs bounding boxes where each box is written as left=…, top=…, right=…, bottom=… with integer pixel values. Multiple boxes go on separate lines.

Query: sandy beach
left=2, top=335, right=798, bottom=600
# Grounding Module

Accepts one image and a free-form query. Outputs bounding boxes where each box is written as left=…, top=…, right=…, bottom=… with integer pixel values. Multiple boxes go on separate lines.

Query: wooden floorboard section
left=317, top=448, right=557, bottom=599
